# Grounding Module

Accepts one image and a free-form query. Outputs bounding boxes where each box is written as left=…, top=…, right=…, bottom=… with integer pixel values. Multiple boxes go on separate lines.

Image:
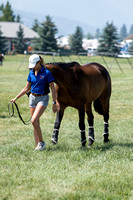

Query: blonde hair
left=39, top=55, right=45, bottom=66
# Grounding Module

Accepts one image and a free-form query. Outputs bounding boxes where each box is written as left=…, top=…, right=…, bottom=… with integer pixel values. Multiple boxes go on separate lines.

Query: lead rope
left=8, top=101, right=31, bottom=125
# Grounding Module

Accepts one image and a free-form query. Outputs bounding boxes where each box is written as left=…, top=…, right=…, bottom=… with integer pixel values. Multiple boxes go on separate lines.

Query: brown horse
left=46, top=62, right=111, bottom=146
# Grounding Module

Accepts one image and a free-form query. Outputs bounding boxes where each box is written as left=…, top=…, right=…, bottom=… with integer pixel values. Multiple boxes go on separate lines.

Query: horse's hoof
left=81, top=140, right=86, bottom=147
left=82, top=143, right=86, bottom=147
left=51, top=138, right=57, bottom=145
left=88, top=138, right=94, bottom=146
left=103, top=134, right=109, bottom=143
left=104, top=138, right=110, bottom=143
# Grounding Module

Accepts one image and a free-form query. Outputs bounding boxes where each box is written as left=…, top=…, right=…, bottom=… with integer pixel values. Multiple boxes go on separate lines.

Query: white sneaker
left=35, top=141, right=46, bottom=151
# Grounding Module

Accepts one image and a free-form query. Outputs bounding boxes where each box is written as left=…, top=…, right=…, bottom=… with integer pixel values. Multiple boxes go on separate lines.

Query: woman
left=11, top=54, right=57, bottom=151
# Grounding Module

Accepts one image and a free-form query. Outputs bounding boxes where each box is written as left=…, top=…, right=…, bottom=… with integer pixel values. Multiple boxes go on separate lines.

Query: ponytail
left=39, top=56, right=45, bottom=66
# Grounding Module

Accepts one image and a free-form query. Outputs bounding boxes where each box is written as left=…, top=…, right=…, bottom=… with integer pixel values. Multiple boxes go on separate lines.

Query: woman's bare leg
left=30, top=107, right=38, bottom=146
left=30, top=105, right=46, bottom=146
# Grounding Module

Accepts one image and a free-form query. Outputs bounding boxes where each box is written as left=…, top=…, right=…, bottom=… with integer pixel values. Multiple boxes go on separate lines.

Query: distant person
left=11, top=54, right=57, bottom=151
left=0, top=54, right=4, bottom=65
left=28, top=46, right=32, bottom=54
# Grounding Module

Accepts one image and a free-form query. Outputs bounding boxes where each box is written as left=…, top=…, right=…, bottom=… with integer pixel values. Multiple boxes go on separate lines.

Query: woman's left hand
left=11, top=98, right=17, bottom=103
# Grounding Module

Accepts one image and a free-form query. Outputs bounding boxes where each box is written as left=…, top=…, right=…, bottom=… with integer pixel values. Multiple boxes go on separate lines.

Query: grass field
left=0, top=54, right=133, bottom=200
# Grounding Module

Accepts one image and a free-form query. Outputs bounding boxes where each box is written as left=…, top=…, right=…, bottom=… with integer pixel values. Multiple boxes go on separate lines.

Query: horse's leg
left=103, top=109, right=109, bottom=143
left=51, top=104, right=66, bottom=144
left=100, top=99, right=110, bottom=143
left=78, top=106, right=86, bottom=146
left=85, top=103, right=94, bottom=146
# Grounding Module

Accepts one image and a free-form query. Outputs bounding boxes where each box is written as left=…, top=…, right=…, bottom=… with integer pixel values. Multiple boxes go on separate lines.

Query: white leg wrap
left=89, top=126, right=94, bottom=129
left=51, top=138, right=57, bottom=143
left=80, top=130, right=85, bottom=132
left=88, top=136, right=95, bottom=141
left=103, top=132, right=109, bottom=136
left=81, top=139, right=86, bottom=144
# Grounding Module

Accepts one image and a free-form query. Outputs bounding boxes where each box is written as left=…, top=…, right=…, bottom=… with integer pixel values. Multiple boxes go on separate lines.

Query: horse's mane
left=46, top=61, right=80, bottom=68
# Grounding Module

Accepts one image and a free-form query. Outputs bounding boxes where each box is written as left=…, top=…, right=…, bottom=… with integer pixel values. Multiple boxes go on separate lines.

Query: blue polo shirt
left=27, top=66, right=54, bottom=94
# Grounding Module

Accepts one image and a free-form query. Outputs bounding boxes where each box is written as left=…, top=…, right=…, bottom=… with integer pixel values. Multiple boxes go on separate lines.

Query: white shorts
left=29, top=94, right=49, bottom=108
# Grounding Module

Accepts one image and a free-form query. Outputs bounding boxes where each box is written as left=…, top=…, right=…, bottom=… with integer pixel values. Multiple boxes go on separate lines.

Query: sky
left=1, top=0, right=133, bottom=32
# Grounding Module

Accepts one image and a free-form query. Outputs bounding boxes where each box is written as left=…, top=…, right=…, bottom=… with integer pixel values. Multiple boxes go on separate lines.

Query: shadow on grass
left=116, top=142, right=133, bottom=148
left=0, top=114, right=18, bottom=119
left=46, top=143, right=75, bottom=152
left=46, top=140, right=133, bottom=153
left=94, top=140, right=133, bottom=152
left=0, top=115, right=10, bottom=119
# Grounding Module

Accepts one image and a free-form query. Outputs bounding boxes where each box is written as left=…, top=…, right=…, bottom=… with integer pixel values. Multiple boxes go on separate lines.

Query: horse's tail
left=93, top=72, right=111, bottom=116
left=93, top=98, right=104, bottom=115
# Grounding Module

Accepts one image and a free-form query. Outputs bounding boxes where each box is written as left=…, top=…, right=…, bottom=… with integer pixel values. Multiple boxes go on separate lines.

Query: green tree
left=0, top=26, right=7, bottom=53
left=95, top=28, right=101, bottom=39
left=97, top=22, right=119, bottom=53
left=16, top=15, right=21, bottom=22
left=0, top=3, right=4, bottom=14
left=0, top=1, right=15, bottom=21
left=32, top=19, right=40, bottom=33
left=119, top=24, right=127, bottom=40
left=129, top=24, right=133, bottom=35
left=69, top=26, right=83, bottom=54
left=15, top=25, right=26, bottom=53
left=0, top=3, right=4, bottom=19
left=35, top=16, right=58, bottom=52
left=86, top=32, right=93, bottom=39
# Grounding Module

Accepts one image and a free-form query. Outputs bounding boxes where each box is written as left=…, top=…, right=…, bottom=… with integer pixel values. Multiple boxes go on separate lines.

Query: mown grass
left=0, top=55, right=133, bottom=200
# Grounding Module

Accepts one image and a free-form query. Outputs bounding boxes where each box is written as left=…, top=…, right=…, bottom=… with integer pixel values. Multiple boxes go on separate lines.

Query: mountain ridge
left=14, top=8, right=96, bottom=36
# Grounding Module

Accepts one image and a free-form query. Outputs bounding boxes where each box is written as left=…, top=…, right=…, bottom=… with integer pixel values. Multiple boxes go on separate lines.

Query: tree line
left=0, top=1, right=133, bottom=54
